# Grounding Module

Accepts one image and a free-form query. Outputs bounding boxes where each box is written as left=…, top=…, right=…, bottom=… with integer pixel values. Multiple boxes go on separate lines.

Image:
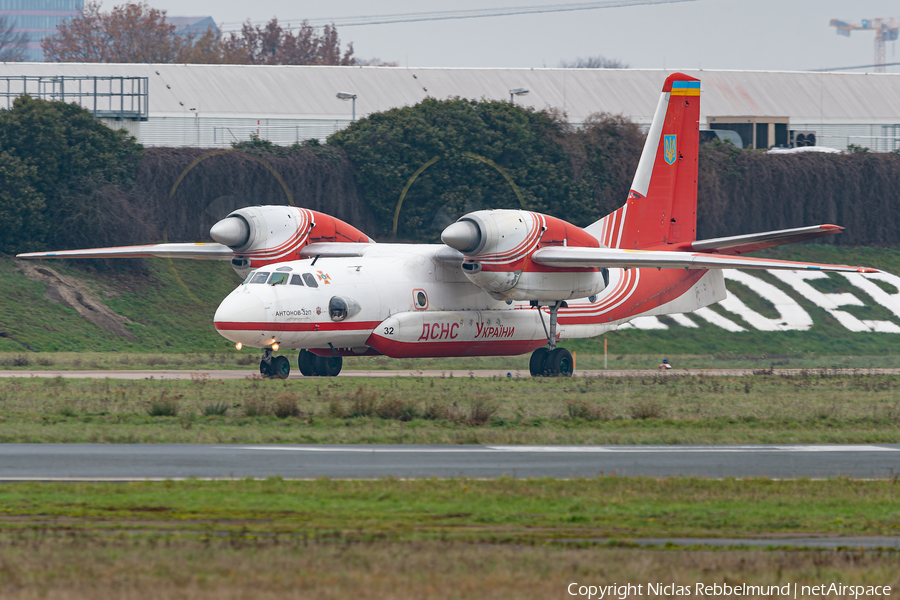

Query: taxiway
left=0, top=444, right=897, bottom=480
left=3, top=368, right=900, bottom=380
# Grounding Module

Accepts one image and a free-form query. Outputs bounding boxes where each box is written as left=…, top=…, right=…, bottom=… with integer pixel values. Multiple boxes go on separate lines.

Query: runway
left=3, top=368, right=900, bottom=380
left=0, top=444, right=897, bottom=480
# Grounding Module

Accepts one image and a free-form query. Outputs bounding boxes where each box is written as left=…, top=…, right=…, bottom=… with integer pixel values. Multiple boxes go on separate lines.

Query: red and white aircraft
left=19, top=73, right=878, bottom=378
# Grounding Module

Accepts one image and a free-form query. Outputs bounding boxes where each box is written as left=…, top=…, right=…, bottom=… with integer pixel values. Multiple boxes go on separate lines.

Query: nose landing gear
left=297, top=349, right=343, bottom=377
left=529, top=301, right=574, bottom=377
left=259, top=348, right=291, bottom=379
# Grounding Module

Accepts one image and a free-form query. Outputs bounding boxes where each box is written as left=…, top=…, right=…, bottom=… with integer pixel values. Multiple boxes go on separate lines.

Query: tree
left=43, top=2, right=190, bottom=63
left=0, top=95, right=145, bottom=250
left=0, top=151, right=45, bottom=253
left=221, top=18, right=355, bottom=66
left=43, top=3, right=356, bottom=66
left=328, top=99, right=601, bottom=240
left=0, top=15, right=28, bottom=62
left=559, top=55, right=629, bottom=69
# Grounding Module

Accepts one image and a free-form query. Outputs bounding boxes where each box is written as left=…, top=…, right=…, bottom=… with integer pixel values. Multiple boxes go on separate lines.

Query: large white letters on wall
left=620, top=270, right=900, bottom=334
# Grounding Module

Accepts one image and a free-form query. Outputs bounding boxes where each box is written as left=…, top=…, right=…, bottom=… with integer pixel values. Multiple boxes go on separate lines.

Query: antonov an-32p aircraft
left=19, top=73, right=878, bottom=378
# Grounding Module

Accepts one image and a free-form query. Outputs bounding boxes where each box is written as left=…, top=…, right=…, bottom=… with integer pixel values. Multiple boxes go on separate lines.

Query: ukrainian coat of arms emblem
left=664, top=135, right=677, bottom=165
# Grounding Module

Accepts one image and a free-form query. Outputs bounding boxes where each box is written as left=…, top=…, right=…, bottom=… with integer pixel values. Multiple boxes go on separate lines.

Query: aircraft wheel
left=259, top=359, right=273, bottom=378
left=298, top=350, right=316, bottom=377
left=314, top=355, right=343, bottom=377
left=271, top=355, right=291, bottom=379
left=545, top=348, right=574, bottom=377
left=529, top=347, right=550, bottom=377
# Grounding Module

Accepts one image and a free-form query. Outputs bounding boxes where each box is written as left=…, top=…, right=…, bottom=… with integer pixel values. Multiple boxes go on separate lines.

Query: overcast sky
left=142, top=0, right=900, bottom=73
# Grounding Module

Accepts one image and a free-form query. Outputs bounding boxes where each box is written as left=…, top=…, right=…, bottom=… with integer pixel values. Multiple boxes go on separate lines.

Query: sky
left=141, top=0, right=900, bottom=73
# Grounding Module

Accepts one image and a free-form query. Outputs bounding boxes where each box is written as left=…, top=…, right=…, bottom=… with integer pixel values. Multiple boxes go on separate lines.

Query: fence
left=0, top=75, right=148, bottom=121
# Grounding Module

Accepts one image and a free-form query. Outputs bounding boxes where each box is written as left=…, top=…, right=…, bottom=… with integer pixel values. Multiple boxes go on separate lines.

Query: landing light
left=271, top=343, right=280, bottom=352
left=235, top=342, right=242, bottom=351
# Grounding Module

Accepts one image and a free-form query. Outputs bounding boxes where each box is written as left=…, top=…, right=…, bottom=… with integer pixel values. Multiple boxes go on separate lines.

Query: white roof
left=2, top=63, right=899, bottom=124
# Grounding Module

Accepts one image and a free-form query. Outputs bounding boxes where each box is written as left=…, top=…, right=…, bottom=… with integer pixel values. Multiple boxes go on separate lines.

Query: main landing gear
left=529, top=300, right=574, bottom=378
left=259, top=349, right=343, bottom=379
left=298, top=349, right=343, bottom=377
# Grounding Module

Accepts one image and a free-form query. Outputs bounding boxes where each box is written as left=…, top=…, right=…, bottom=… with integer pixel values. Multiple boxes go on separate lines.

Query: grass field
left=1, top=373, right=898, bottom=444
left=0, top=479, right=898, bottom=599
left=1, top=478, right=899, bottom=541
left=2, top=538, right=896, bottom=600
left=2, top=351, right=900, bottom=372
left=3, top=248, right=900, bottom=597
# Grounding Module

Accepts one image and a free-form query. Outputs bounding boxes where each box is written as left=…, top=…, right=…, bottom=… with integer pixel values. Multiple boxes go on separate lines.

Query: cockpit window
left=290, top=274, right=304, bottom=286
left=249, top=271, right=270, bottom=284
left=302, top=273, right=318, bottom=288
left=268, top=273, right=289, bottom=285
left=242, top=271, right=256, bottom=284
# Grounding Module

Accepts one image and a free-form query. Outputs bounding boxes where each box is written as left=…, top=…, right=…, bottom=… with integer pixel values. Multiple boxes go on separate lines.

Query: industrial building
left=0, top=0, right=84, bottom=62
left=0, top=4, right=216, bottom=63
left=2, top=63, right=899, bottom=151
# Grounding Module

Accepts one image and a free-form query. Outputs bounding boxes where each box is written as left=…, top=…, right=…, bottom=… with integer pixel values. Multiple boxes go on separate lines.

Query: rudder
left=586, top=73, right=700, bottom=249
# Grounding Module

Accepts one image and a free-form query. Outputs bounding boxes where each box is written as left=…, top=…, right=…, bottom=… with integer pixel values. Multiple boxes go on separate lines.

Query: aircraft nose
left=214, top=292, right=267, bottom=328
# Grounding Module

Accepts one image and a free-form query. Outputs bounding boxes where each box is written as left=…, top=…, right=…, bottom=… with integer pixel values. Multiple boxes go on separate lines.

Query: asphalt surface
left=4, top=368, right=900, bottom=379
left=565, top=537, right=900, bottom=550
left=0, top=444, right=898, bottom=480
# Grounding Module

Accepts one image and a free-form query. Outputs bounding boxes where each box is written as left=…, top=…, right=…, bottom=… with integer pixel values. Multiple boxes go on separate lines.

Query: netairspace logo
left=567, top=582, right=893, bottom=599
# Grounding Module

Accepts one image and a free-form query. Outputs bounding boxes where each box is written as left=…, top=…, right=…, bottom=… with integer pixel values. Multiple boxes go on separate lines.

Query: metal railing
left=0, top=76, right=149, bottom=121
left=212, top=123, right=348, bottom=145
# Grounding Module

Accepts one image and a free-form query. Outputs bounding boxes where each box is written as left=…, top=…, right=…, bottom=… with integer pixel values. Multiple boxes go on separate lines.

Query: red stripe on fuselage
left=365, top=334, right=546, bottom=358
left=214, top=321, right=381, bottom=332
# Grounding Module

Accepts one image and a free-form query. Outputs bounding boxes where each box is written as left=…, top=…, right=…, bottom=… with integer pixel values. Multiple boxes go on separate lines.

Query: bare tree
left=356, top=57, right=399, bottom=67
left=43, top=2, right=189, bottom=63
left=221, top=18, right=355, bottom=66
left=0, top=15, right=29, bottom=62
left=559, top=55, right=628, bottom=69
left=43, top=3, right=358, bottom=66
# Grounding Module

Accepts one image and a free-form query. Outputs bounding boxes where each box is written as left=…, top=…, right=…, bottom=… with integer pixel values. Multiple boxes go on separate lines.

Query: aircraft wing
left=689, top=225, right=844, bottom=255
left=531, top=247, right=879, bottom=273
left=16, top=243, right=233, bottom=260
left=299, top=242, right=373, bottom=258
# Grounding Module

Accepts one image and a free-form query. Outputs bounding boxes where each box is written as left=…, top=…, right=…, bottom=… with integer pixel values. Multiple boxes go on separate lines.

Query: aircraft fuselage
left=214, top=244, right=613, bottom=358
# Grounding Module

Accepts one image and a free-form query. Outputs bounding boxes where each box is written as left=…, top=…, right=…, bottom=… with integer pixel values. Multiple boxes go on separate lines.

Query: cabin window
left=302, top=273, right=318, bottom=288
left=249, top=271, right=270, bottom=284
left=290, top=274, right=304, bottom=286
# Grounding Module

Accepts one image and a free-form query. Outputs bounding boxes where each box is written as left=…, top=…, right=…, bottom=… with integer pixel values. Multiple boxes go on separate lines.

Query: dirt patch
left=17, top=261, right=136, bottom=340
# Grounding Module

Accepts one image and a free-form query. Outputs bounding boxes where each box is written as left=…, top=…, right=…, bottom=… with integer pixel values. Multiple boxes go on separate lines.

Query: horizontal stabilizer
left=531, top=246, right=878, bottom=273
left=16, top=243, right=233, bottom=261
left=690, top=225, right=843, bottom=255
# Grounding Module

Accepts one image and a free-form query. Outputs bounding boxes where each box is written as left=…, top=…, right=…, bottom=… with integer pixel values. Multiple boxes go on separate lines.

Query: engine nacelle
left=441, top=209, right=606, bottom=302
left=210, top=206, right=371, bottom=277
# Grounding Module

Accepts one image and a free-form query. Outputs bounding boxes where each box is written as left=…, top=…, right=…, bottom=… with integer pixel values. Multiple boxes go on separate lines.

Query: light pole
left=336, top=91, right=357, bottom=122
left=509, top=87, right=529, bottom=104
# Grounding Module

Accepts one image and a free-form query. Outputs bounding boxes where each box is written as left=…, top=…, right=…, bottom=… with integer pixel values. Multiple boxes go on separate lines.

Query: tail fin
left=586, top=73, right=700, bottom=249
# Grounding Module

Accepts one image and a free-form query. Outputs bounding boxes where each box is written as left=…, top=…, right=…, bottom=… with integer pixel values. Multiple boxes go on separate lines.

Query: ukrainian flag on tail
left=670, top=80, right=700, bottom=96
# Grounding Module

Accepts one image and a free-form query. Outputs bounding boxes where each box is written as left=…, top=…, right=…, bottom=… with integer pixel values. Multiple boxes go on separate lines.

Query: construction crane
left=830, top=18, right=900, bottom=73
